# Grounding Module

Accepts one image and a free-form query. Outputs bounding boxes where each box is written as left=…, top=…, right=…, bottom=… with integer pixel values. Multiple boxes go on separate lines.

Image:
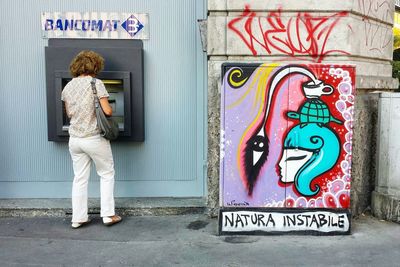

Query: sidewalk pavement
left=0, top=213, right=399, bottom=267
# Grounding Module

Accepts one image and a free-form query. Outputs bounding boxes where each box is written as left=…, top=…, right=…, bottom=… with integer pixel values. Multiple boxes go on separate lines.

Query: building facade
left=206, top=0, right=398, bottom=217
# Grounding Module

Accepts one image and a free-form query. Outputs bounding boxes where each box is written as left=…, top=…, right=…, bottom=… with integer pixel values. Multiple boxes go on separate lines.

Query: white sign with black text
left=220, top=210, right=350, bottom=234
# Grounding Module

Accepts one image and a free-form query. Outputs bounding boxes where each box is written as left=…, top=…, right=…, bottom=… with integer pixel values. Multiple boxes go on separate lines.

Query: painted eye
left=251, top=135, right=267, bottom=152
left=286, top=155, right=308, bottom=161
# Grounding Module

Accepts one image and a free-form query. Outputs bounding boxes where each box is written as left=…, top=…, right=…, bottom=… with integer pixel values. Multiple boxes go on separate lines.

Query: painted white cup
left=302, top=80, right=333, bottom=98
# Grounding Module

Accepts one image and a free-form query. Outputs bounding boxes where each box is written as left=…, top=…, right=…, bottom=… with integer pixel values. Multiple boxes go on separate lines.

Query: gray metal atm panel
left=54, top=71, right=131, bottom=137
left=45, top=39, right=144, bottom=142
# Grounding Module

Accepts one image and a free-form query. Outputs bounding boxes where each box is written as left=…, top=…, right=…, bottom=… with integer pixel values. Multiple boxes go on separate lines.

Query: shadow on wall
left=350, top=92, right=380, bottom=216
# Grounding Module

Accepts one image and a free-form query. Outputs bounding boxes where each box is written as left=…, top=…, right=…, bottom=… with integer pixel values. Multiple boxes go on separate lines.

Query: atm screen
left=103, top=79, right=124, bottom=131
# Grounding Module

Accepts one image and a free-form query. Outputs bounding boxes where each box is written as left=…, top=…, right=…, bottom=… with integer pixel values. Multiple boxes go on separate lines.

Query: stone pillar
left=372, top=93, right=400, bottom=223
left=206, top=0, right=398, bottom=217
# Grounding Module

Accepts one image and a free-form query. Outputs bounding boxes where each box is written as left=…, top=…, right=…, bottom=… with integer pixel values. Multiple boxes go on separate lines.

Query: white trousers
left=68, top=135, right=115, bottom=223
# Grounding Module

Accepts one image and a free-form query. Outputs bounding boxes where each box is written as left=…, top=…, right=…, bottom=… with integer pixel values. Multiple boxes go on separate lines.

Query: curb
left=0, top=198, right=207, bottom=217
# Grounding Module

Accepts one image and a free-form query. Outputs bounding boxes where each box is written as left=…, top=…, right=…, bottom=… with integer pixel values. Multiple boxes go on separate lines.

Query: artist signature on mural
left=226, top=200, right=250, bottom=207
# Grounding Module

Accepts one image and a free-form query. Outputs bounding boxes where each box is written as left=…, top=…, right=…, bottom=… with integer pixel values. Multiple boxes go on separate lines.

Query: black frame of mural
left=219, top=62, right=355, bottom=235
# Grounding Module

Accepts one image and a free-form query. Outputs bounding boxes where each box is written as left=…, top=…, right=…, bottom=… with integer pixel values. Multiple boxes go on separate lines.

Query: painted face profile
left=277, top=123, right=340, bottom=197
left=279, top=148, right=312, bottom=183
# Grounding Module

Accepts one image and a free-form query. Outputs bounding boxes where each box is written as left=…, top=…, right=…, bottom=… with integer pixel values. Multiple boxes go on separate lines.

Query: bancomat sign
left=41, top=12, right=149, bottom=39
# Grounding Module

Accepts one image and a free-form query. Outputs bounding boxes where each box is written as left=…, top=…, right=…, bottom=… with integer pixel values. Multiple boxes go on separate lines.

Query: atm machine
left=45, top=39, right=144, bottom=142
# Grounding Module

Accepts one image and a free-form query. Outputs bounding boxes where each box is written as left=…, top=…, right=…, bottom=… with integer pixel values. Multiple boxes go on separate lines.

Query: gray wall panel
left=0, top=0, right=206, bottom=197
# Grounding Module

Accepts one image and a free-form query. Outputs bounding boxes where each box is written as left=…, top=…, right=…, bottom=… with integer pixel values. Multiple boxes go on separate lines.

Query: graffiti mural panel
left=220, top=64, right=355, bottom=233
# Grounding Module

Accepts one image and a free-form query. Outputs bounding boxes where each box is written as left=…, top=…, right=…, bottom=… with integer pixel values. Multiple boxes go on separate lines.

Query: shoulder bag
left=90, top=78, right=119, bottom=140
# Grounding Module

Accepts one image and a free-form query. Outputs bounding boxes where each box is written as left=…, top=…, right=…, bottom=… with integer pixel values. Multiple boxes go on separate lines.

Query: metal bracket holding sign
left=41, top=12, right=149, bottom=39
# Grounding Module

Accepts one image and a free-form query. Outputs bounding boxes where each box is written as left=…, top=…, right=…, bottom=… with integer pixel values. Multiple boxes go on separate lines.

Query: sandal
left=103, top=215, right=122, bottom=226
left=71, top=219, right=91, bottom=229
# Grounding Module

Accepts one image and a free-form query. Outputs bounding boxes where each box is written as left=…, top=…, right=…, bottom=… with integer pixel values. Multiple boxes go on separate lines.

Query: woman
left=61, top=50, right=122, bottom=228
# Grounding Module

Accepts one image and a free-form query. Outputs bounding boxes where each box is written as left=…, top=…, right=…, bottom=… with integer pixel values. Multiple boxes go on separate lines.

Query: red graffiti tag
left=228, top=5, right=350, bottom=62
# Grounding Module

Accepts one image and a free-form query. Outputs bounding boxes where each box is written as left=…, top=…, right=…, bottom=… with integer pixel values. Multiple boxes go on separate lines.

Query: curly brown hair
left=69, top=50, right=105, bottom=77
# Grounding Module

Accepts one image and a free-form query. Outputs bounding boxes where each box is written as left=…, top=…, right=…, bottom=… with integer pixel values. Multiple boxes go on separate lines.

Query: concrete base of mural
left=371, top=191, right=400, bottom=223
left=219, top=208, right=351, bottom=235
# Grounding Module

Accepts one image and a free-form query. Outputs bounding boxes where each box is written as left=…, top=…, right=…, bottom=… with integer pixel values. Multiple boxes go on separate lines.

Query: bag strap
left=90, top=77, right=98, bottom=95
left=90, top=78, right=100, bottom=108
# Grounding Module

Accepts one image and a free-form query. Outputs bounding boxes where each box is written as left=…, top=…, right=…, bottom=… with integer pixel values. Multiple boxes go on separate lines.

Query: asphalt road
left=0, top=214, right=399, bottom=267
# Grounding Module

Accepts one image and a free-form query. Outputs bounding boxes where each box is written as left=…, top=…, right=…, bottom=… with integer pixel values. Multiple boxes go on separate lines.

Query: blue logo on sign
left=121, top=15, right=144, bottom=37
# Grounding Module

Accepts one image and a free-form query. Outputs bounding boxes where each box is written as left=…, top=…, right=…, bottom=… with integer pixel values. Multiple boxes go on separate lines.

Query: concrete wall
left=372, top=93, right=400, bottom=222
left=206, top=0, right=398, bottom=216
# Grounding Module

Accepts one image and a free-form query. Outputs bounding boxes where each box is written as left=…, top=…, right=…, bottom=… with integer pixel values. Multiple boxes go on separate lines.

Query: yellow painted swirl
left=229, top=69, right=248, bottom=87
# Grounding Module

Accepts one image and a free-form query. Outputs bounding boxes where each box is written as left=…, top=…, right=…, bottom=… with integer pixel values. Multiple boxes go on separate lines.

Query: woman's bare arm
left=99, top=97, right=113, bottom=116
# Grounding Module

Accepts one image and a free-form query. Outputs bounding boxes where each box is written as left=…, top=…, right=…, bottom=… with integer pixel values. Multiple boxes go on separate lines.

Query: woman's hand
left=99, top=97, right=113, bottom=116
